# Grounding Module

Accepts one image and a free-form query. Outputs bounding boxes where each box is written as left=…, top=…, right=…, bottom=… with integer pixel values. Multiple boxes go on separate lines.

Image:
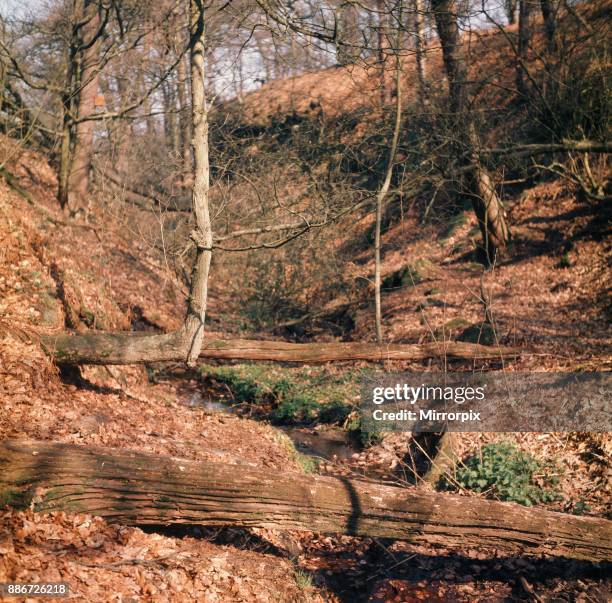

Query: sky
left=0, top=0, right=46, bottom=20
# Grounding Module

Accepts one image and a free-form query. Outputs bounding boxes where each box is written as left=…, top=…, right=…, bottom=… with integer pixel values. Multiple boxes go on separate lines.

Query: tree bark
left=1, top=440, right=609, bottom=562
left=68, top=0, right=100, bottom=206
left=430, top=0, right=466, bottom=115
left=183, top=0, right=213, bottom=365
left=57, top=9, right=80, bottom=210
left=176, top=52, right=192, bottom=184
left=39, top=332, right=521, bottom=365
left=540, top=0, right=558, bottom=52
left=517, top=0, right=534, bottom=98
left=466, top=124, right=511, bottom=261
left=336, top=3, right=360, bottom=66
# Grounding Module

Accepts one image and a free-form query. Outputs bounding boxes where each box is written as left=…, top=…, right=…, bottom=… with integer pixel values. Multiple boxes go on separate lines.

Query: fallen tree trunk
left=39, top=331, right=522, bottom=365
left=1, top=440, right=609, bottom=562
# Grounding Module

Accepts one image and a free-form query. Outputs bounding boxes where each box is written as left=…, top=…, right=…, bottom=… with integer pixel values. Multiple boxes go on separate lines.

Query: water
left=182, top=390, right=237, bottom=413
left=280, top=426, right=355, bottom=461
left=179, top=387, right=357, bottom=462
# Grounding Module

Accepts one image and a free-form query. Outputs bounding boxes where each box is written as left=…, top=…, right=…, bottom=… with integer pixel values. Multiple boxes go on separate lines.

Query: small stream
left=180, top=389, right=357, bottom=462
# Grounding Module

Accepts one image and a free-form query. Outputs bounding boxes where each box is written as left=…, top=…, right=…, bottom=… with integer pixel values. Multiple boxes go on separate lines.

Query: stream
left=180, top=389, right=357, bottom=463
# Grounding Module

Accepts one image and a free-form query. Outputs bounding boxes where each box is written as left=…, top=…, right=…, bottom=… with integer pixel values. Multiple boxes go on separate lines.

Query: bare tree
left=184, top=0, right=213, bottom=365
left=431, top=0, right=510, bottom=263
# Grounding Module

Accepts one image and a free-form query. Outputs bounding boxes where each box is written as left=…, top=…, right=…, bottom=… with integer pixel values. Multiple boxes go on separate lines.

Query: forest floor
left=0, top=129, right=610, bottom=602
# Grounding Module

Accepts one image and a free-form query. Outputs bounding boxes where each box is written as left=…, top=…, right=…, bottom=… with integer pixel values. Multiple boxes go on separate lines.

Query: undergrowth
left=440, top=441, right=562, bottom=506
left=199, top=363, right=381, bottom=446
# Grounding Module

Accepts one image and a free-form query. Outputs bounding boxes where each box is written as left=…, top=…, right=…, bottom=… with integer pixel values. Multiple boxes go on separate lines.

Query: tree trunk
left=57, top=118, right=73, bottom=210
left=57, top=11, right=80, bottom=210
left=413, top=0, right=427, bottom=105
left=431, top=0, right=510, bottom=263
left=336, top=3, right=361, bottom=66
left=68, top=0, right=100, bottom=206
left=504, top=0, right=518, bottom=25
left=466, top=124, right=510, bottom=262
left=517, top=0, right=534, bottom=98
left=375, top=10, right=403, bottom=344
left=377, top=0, right=389, bottom=106
left=1, top=440, right=609, bottom=562
left=430, top=0, right=466, bottom=115
left=183, top=0, right=213, bottom=365
left=176, top=52, right=191, bottom=183
left=39, top=332, right=521, bottom=365
left=540, top=0, right=558, bottom=52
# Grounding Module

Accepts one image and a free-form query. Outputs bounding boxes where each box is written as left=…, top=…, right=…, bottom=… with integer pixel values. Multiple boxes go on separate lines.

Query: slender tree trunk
left=504, top=0, right=518, bottom=24
left=162, top=79, right=178, bottom=155
left=57, top=7, right=79, bottom=210
left=182, top=0, right=213, bottom=365
left=377, top=0, right=389, bottom=106
left=176, top=52, right=191, bottom=183
left=413, top=0, right=428, bottom=104
left=431, top=0, right=509, bottom=263
left=431, top=0, right=466, bottom=114
left=254, top=30, right=272, bottom=81
left=61, top=0, right=213, bottom=366
left=57, top=118, right=73, bottom=210
left=68, top=0, right=100, bottom=206
left=336, top=3, right=360, bottom=66
left=375, top=8, right=404, bottom=344
left=540, top=0, right=558, bottom=52
left=2, top=440, right=610, bottom=562
left=517, top=0, right=534, bottom=97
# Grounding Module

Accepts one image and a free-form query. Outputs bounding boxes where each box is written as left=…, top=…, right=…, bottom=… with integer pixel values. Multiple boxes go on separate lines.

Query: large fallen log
left=39, top=331, right=521, bottom=365
left=1, top=440, right=609, bottom=562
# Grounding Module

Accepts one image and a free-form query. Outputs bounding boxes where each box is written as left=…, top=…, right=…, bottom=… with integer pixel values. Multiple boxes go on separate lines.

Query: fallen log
left=1, top=440, right=609, bottom=562
left=39, top=331, right=521, bottom=365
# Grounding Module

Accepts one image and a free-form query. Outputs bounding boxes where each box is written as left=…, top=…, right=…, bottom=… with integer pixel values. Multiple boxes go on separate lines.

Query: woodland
left=0, top=0, right=610, bottom=600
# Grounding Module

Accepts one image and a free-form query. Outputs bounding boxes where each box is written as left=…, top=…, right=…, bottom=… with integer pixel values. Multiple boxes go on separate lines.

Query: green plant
left=317, top=398, right=352, bottom=424
left=200, top=364, right=358, bottom=426
left=441, top=441, right=561, bottom=506
left=346, top=411, right=382, bottom=448
left=294, top=568, right=314, bottom=590
left=571, top=500, right=591, bottom=516
left=271, top=394, right=321, bottom=424
left=555, top=252, right=571, bottom=269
